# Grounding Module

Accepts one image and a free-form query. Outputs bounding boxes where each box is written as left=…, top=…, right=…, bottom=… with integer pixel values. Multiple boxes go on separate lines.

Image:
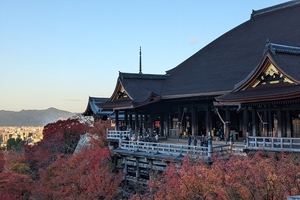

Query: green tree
left=7, top=138, right=25, bottom=151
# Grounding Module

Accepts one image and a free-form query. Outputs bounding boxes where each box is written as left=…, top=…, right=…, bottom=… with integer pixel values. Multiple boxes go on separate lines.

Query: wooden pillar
left=225, top=107, right=231, bottom=139
left=113, top=155, right=118, bottom=172
left=286, top=110, right=292, bottom=137
left=242, top=106, right=249, bottom=139
left=191, top=104, right=198, bottom=136
left=178, top=106, right=183, bottom=135
left=160, top=113, right=164, bottom=136
left=257, top=111, right=262, bottom=136
left=123, top=157, right=128, bottom=179
left=206, top=103, right=212, bottom=136
left=136, top=158, right=140, bottom=180
left=149, top=114, right=154, bottom=135
left=149, top=160, right=153, bottom=180
left=124, top=111, right=128, bottom=127
left=277, top=108, right=282, bottom=137
left=123, top=157, right=128, bottom=190
left=115, top=110, right=119, bottom=131
left=135, top=111, right=139, bottom=132
left=281, top=110, right=286, bottom=137
left=166, top=112, right=170, bottom=137
left=268, top=111, right=273, bottom=137
left=140, top=114, right=143, bottom=131
left=190, top=104, right=197, bottom=136
left=251, top=108, right=257, bottom=136
left=263, top=111, right=268, bottom=137
left=170, top=111, right=173, bottom=129
left=129, top=114, right=133, bottom=130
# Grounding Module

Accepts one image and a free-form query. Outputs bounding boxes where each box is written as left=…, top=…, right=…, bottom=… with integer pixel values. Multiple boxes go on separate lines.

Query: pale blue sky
left=0, top=0, right=288, bottom=113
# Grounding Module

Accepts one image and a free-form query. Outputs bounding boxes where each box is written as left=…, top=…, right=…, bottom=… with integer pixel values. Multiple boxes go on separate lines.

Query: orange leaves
left=139, top=152, right=300, bottom=200
left=0, top=152, right=4, bottom=173
left=0, top=170, right=32, bottom=199
left=0, top=119, right=123, bottom=199
left=33, top=146, right=123, bottom=199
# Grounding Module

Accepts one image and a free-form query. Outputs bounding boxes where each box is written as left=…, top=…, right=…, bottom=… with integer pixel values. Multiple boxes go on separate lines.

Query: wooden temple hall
left=83, top=1, right=300, bottom=141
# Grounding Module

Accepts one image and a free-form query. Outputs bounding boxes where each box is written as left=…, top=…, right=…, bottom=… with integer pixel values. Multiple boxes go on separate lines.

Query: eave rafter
left=221, top=90, right=300, bottom=104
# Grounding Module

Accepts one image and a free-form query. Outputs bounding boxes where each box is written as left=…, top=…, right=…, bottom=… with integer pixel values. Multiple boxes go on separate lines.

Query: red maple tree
left=32, top=144, right=122, bottom=199
left=132, top=151, right=300, bottom=200
left=23, top=118, right=88, bottom=177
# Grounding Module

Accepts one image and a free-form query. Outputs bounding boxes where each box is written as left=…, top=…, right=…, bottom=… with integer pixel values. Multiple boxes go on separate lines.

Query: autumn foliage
left=132, top=152, right=300, bottom=200
left=32, top=146, right=122, bottom=199
left=23, top=118, right=88, bottom=177
left=2, top=117, right=300, bottom=199
left=0, top=118, right=122, bottom=199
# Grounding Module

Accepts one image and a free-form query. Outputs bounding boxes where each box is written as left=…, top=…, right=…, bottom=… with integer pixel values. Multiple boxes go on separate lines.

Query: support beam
left=251, top=108, right=257, bottom=136
left=129, top=114, right=133, bottom=130
left=206, top=103, right=212, bottom=136
left=191, top=104, right=198, bottom=136
left=263, top=111, right=268, bottom=137
left=242, top=106, right=249, bottom=139
left=124, top=111, right=128, bottom=127
left=135, top=111, right=139, bottom=132
left=166, top=112, right=170, bottom=137
left=286, top=110, right=292, bottom=137
left=225, top=107, right=231, bottom=139
left=149, top=160, right=153, bottom=180
left=178, top=106, right=183, bottom=136
left=268, top=111, right=273, bottom=137
left=160, top=113, right=164, bottom=136
left=281, top=110, right=286, bottom=137
left=277, top=108, right=282, bottom=137
left=136, top=158, right=140, bottom=180
left=149, top=114, right=154, bottom=135
left=115, top=110, right=119, bottom=131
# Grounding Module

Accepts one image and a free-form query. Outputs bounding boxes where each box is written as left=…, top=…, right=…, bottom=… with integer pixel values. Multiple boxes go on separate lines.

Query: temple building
left=83, top=1, right=300, bottom=141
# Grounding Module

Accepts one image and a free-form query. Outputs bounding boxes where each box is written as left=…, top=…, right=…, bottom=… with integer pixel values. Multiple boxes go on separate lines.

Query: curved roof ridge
left=119, top=71, right=168, bottom=80
left=251, top=0, right=300, bottom=19
left=264, top=40, right=300, bottom=55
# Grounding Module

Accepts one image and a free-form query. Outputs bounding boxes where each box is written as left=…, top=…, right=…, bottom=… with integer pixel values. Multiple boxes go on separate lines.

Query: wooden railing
left=107, top=129, right=130, bottom=140
left=246, top=133, right=300, bottom=152
left=119, top=139, right=209, bottom=156
left=118, top=140, right=235, bottom=157
left=107, top=129, right=243, bottom=157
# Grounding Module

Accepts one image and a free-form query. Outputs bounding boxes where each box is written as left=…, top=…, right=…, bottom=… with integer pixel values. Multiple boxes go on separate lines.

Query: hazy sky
left=0, top=0, right=288, bottom=113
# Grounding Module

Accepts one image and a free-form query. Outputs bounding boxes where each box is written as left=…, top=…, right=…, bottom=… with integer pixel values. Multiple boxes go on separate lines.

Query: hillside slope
left=0, top=107, right=75, bottom=126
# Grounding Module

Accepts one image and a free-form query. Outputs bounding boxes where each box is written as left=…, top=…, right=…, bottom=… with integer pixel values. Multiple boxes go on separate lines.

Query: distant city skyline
left=0, top=0, right=288, bottom=112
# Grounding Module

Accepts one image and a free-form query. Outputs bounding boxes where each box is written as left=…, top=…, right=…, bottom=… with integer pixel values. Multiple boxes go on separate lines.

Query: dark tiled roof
left=264, top=41, right=300, bottom=55
left=216, top=41, right=300, bottom=103
left=95, top=72, right=166, bottom=110
left=232, top=41, right=300, bottom=91
left=120, top=72, right=168, bottom=80
left=82, top=97, right=112, bottom=116
left=272, top=52, right=300, bottom=82
left=120, top=72, right=166, bottom=102
left=161, top=2, right=300, bottom=98
left=216, top=83, right=300, bottom=103
left=251, top=0, right=300, bottom=18
left=96, top=98, right=134, bottom=110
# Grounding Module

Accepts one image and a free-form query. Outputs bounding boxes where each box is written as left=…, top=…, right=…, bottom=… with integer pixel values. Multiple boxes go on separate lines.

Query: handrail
left=107, top=129, right=239, bottom=156
left=119, top=140, right=209, bottom=156
left=107, top=129, right=131, bottom=140
left=246, top=134, right=300, bottom=152
left=117, top=140, right=234, bottom=157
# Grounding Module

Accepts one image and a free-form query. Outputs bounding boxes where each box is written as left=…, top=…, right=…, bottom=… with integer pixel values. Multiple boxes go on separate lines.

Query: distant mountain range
left=0, top=107, right=76, bottom=126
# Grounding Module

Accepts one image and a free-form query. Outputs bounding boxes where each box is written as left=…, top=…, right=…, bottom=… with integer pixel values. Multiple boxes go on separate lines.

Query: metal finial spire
left=139, top=46, right=142, bottom=74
